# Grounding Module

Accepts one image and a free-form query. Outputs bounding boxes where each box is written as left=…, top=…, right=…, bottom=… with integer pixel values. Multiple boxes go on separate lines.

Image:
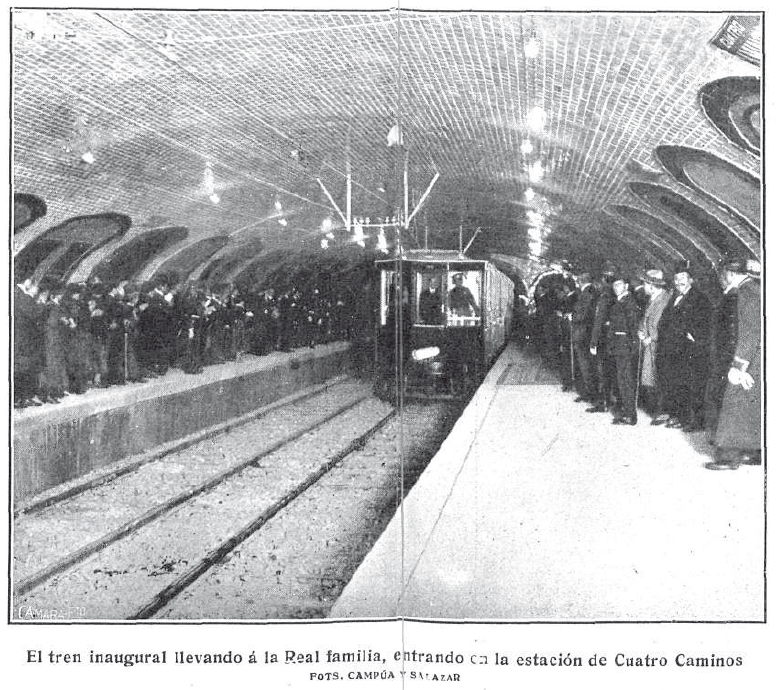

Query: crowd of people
left=14, top=273, right=360, bottom=409
left=531, top=257, right=762, bottom=471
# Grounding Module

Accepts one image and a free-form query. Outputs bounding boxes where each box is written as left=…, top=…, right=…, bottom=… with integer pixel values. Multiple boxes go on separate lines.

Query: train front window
left=447, top=270, right=481, bottom=324
left=379, top=270, right=396, bottom=326
left=415, top=271, right=445, bottom=325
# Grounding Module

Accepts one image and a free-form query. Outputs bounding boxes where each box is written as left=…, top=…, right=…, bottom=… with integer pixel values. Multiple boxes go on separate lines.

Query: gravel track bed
left=157, top=403, right=461, bottom=619
left=14, top=397, right=393, bottom=620
left=14, top=380, right=370, bottom=583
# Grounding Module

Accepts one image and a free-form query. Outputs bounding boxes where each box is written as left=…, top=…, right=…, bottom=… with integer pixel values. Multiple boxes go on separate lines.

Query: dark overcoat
left=655, top=284, right=711, bottom=414
left=714, top=278, right=761, bottom=451
left=571, top=284, right=598, bottom=345
left=704, top=289, right=738, bottom=432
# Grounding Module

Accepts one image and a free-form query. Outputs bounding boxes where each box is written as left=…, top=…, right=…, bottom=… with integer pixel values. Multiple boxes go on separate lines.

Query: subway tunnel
left=11, top=9, right=764, bottom=625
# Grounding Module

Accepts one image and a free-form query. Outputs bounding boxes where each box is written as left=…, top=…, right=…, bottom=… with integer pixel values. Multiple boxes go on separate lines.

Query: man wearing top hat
left=655, top=260, right=711, bottom=431
left=637, top=269, right=672, bottom=419
left=707, top=257, right=762, bottom=470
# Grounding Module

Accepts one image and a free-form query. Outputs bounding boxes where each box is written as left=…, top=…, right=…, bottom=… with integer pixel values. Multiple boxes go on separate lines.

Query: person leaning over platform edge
left=706, top=257, right=762, bottom=470
left=604, top=274, right=640, bottom=425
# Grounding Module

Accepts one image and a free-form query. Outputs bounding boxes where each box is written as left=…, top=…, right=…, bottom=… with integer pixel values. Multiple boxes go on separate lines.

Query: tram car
left=374, top=249, right=514, bottom=400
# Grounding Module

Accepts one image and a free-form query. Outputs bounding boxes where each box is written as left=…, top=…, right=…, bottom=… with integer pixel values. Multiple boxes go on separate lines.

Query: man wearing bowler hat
left=604, top=273, right=640, bottom=425
left=569, top=269, right=598, bottom=403
left=706, top=257, right=762, bottom=470
left=586, top=262, right=618, bottom=413
left=655, top=260, right=711, bottom=431
left=637, top=268, right=672, bottom=419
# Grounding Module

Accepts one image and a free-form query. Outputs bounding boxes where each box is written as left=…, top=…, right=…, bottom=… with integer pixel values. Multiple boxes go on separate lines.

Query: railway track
left=14, top=378, right=460, bottom=620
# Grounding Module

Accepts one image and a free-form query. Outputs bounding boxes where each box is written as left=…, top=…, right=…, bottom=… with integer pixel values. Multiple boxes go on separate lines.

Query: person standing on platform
left=637, top=269, right=672, bottom=420
left=557, top=261, right=578, bottom=391
left=587, top=263, right=618, bottom=414
left=707, top=258, right=762, bottom=470
left=14, top=277, right=44, bottom=407
left=40, top=284, right=71, bottom=402
left=607, top=274, right=640, bottom=425
left=704, top=262, right=740, bottom=437
left=655, top=260, right=711, bottom=431
left=569, top=270, right=598, bottom=404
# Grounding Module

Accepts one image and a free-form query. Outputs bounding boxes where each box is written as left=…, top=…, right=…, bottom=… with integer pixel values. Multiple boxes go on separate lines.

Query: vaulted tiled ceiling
left=12, top=9, right=762, bottom=283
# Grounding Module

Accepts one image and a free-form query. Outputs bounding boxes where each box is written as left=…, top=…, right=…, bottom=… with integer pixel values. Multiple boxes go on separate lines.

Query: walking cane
left=634, top=341, right=643, bottom=412
left=568, top=316, right=575, bottom=389
left=123, top=331, right=129, bottom=384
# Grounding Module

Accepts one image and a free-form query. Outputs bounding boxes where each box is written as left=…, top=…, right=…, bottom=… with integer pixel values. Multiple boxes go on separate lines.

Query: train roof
left=375, top=249, right=488, bottom=265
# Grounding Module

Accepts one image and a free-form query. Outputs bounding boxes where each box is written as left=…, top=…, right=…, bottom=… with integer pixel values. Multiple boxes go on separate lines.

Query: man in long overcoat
left=587, top=264, right=618, bottom=413
left=707, top=258, right=762, bottom=469
left=606, top=275, right=640, bottom=425
left=569, top=271, right=598, bottom=403
left=704, top=264, right=739, bottom=435
left=655, top=260, right=711, bottom=431
left=637, top=269, right=672, bottom=419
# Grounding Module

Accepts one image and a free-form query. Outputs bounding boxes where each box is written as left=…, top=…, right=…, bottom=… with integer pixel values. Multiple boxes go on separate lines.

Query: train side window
left=415, top=271, right=445, bottom=325
left=447, top=270, right=482, bottom=324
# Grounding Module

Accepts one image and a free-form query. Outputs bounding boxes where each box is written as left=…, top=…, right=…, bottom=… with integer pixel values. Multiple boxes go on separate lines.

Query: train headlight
left=411, top=346, right=441, bottom=362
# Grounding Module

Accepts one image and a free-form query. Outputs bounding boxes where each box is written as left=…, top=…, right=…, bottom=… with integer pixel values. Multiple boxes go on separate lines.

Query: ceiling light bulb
left=320, top=238, right=329, bottom=249
left=321, top=217, right=333, bottom=233
left=528, top=106, right=546, bottom=133
left=81, top=151, right=95, bottom=164
left=525, top=188, right=535, bottom=201
left=274, top=200, right=283, bottom=212
left=525, top=37, right=540, bottom=59
left=325, top=231, right=335, bottom=240
left=209, top=193, right=220, bottom=204
left=529, top=161, right=544, bottom=184
left=377, top=228, right=389, bottom=254
left=278, top=218, right=288, bottom=226
left=204, top=162, right=215, bottom=194
left=520, top=139, right=533, bottom=155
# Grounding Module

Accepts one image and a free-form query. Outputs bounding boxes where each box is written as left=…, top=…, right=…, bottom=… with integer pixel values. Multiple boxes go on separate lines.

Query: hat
left=37, top=276, right=60, bottom=292
left=613, top=273, right=631, bottom=285
left=638, top=268, right=667, bottom=287
left=673, top=259, right=694, bottom=277
left=452, top=272, right=464, bottom=281
left=601, top=261, right=617, bottom=277
left=722, top=256, right=760, bottom=279
left=746, top=258, right=761, bottom=279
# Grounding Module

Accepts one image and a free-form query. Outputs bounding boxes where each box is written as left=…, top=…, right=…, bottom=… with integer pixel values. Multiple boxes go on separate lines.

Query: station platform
left=13, top=342, right=354, bottom=503
left=330, top=341, right=765, bottom=621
